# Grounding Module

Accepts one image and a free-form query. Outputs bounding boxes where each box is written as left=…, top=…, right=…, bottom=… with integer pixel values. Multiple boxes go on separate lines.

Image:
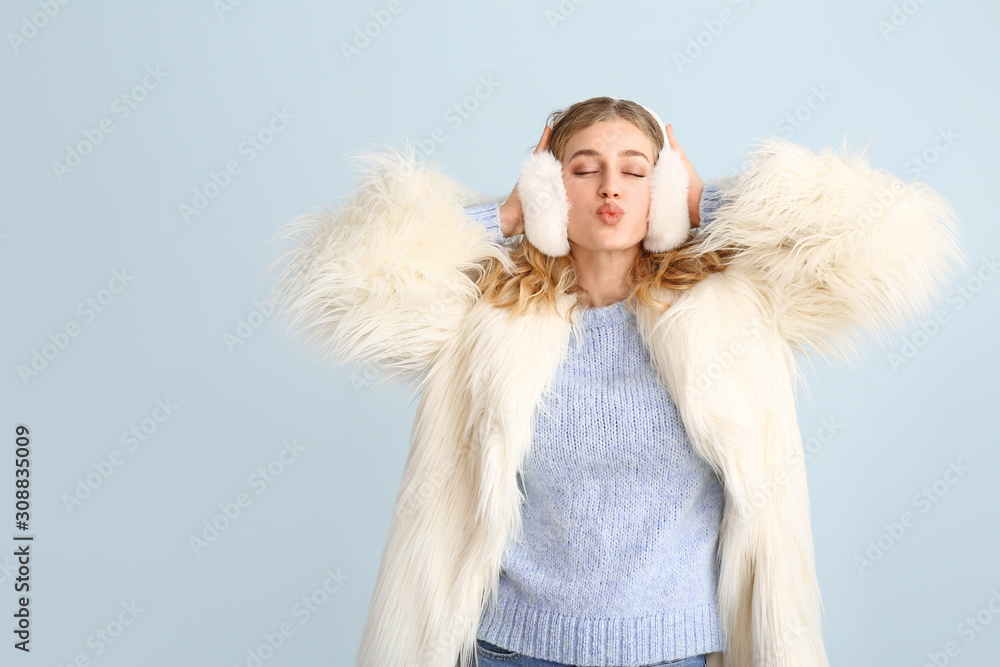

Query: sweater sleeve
left=697, top=176, right=738, bottom=231
left=464, top=201, right=505, bottom=244
left=266, top=149, right=515, bottom=392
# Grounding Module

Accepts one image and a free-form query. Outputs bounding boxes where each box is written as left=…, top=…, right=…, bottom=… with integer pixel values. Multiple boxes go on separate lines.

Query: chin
left=569, top=219, right=645, bottom=250
left=574, top=237, right=645, bottom=253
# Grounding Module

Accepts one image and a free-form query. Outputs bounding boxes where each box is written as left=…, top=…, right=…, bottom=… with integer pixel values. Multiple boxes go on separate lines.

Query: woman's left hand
left=665, top=124, right=705, bottom=227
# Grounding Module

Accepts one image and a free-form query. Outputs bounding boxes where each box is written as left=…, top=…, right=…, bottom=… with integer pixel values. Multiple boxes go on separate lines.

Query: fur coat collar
left=268, top=138, right=965, bottom=667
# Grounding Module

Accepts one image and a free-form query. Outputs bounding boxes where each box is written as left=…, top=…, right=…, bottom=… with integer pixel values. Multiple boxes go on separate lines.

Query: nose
left=599, top=171, right=623, bottom=199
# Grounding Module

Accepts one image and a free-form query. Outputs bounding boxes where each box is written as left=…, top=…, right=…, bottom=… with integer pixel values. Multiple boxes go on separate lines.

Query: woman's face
left=560, top=118, right=656, bottom=254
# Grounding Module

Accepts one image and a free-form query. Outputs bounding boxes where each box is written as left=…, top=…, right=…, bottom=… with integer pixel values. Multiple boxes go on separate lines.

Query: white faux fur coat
left=268, top=138, right=965, bottom=667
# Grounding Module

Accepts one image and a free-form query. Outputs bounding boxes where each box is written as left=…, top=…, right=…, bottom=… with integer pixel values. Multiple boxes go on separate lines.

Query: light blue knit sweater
left=462, top=179, right=732, bottom=667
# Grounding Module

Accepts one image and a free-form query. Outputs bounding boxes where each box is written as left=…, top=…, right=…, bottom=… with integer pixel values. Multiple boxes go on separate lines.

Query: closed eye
left=573, top=171, right=646, bottom=177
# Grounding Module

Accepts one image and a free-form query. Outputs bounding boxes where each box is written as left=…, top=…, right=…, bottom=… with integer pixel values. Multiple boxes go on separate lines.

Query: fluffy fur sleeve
left=266, top=146, right=515, bottom=391
left=693, top=137, right=967, bottom=366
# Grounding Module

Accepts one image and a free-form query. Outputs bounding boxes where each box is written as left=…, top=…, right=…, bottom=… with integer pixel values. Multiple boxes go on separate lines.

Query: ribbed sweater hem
left=477, top=594, right=725, bottom=667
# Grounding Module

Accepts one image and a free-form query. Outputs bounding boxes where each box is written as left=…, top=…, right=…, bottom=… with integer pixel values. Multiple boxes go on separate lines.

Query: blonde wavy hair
left=475, top=96, right=738, bottom=322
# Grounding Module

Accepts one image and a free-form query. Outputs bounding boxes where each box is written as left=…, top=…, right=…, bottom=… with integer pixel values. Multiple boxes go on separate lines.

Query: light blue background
left=2, top=0, right=998, bottom=665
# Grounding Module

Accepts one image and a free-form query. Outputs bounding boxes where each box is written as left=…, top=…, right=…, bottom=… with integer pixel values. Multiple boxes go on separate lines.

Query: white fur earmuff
left=517, top=98, right=691, bottom=256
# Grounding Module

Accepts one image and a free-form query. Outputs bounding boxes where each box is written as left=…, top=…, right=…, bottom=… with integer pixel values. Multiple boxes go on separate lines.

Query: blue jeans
left=474, top=639, right=708, bottom=667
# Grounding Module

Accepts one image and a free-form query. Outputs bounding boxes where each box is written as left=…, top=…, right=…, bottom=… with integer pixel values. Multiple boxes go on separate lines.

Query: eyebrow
left=566, top=148, right=651, bottom=164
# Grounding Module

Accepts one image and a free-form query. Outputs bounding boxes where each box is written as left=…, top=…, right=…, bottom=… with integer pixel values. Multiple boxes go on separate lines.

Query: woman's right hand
left=499, top=125, right=553, bottom=237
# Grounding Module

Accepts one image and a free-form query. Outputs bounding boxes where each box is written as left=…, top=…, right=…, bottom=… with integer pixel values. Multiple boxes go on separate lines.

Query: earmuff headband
left=518, top=97, right=691, bottom=256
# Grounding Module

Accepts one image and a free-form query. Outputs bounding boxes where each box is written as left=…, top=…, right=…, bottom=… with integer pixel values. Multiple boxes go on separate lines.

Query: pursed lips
left=597, top=203, right=624, bottom=223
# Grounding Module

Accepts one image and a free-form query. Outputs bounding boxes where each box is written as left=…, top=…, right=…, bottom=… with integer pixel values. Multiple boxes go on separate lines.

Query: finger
left=665, top=124, right=689, bottom=161
left=532, top=127, right=546, bottom=154
left=534, top=125, right=553, bottom=154
left=665, top=124, right=679, bottom=151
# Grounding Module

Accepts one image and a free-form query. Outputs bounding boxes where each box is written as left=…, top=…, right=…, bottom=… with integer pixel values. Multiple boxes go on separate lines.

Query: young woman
left=268, top=97, right=964, bottom=667
left=465, top=99, right=734, bottom=667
